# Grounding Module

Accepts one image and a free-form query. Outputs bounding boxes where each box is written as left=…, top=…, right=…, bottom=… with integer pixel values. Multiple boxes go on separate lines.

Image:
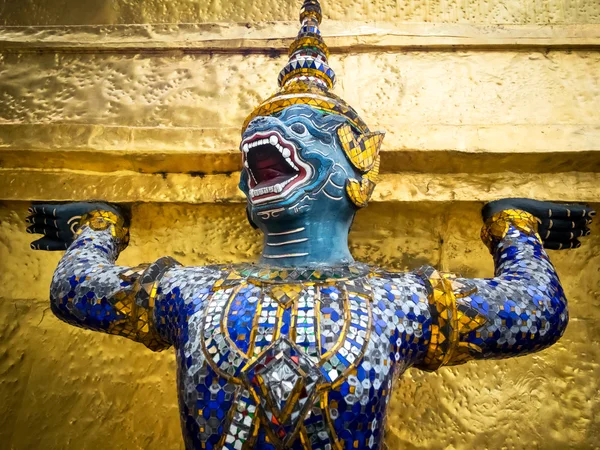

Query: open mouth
left=241, top=131, right=312, bottom=204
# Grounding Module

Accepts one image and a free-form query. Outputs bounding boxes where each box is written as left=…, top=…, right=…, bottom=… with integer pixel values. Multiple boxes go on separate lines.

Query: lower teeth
left=250, top=175, right=300, bottom=197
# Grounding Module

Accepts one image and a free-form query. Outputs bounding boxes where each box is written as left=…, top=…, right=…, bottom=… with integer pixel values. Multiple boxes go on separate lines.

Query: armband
left=414, top=266, right=483, bottom=371
left=481, top=209, right=540, bottom=253
left=78, top=210, right=130, bottom=252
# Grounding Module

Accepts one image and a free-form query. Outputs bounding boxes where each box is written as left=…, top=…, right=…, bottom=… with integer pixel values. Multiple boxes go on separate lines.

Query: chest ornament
left=201, top=265, right=375, bottom=448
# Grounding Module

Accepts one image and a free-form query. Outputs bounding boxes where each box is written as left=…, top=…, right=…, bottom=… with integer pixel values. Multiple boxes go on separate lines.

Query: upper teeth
left=285, top=157, right=296, bottom=168
left=242, top=135, right=300, bottom=170
left=247, top=139, right=270, bottom=149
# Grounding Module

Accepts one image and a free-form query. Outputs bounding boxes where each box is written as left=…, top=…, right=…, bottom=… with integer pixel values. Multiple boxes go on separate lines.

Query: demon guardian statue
left=27, top=1, right=595, bottom=449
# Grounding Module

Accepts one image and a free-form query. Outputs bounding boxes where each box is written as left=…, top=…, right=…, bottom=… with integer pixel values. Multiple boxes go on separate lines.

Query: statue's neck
left=259, top=217, right=354, bottom=268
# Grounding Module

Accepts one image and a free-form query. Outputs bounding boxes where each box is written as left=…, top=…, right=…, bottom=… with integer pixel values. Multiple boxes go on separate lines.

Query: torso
left=157, top=264, right=432, bottom=450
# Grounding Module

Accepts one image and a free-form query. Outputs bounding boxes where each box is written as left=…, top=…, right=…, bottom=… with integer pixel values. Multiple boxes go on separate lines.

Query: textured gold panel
left=1, top=201, right=599, bottom=449
left=1, top=0, right=599, bottom=25
left=1, top=51, right=599, bottom=130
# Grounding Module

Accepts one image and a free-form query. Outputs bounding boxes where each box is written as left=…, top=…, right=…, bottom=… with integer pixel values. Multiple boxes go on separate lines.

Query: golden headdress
left=243, top=0, right=384, bottom=207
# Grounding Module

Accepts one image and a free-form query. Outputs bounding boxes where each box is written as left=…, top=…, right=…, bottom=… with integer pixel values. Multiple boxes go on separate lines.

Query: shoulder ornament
left=413, top=266, right=484, bottom=371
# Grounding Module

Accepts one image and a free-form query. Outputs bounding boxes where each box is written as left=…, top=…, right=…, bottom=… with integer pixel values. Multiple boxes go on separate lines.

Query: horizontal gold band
left=1, top=124, right=599, bottom=175
left=1, top=23, right=599, bottom=53
left=2, top=169, right=598, bottom=204
left=3, top=148, right=600, bottom=176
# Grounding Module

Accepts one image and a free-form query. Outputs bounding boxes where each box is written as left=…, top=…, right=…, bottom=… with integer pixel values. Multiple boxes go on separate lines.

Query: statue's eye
left=291, top=123, right=307, bottom=135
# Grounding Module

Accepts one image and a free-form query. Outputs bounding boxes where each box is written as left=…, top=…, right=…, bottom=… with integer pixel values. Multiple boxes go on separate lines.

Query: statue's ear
left=346, top=155, right=380, bottom=208
left=336, top=123, right=385, bottom=173
left=245, top=206, right=258, bottom=230
left=336, top=123, right=384, bottom=208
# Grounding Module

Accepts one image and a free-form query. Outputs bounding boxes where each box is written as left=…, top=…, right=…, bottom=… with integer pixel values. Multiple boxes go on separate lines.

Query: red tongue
left=258, top=168, right=287, bottom=180
left=254, top=154, right=295, bottom=184
left=255, top=174, right=290, bottom=187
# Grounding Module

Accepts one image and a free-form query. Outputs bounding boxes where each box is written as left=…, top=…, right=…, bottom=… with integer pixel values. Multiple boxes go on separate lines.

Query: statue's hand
left=26, top=202, right=128, bottom=251
left=482, top=198, right=595, bottom=250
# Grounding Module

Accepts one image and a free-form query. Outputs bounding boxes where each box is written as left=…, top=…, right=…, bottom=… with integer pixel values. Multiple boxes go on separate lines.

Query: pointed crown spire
left=243, top=0, right=369, bottom=134
left=277, top=0, right=335, bottom=90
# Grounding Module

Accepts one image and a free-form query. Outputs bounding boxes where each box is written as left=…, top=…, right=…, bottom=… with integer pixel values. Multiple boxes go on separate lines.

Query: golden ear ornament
left=337, top=124, right=385, bottom=173
left=345, top=155, right=381, bottom=208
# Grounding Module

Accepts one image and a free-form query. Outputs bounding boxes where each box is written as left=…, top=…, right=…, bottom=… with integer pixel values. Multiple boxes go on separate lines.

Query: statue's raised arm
left=408, top=199, right=595, bottom=371
left=27, top=202, right=220, bottom=352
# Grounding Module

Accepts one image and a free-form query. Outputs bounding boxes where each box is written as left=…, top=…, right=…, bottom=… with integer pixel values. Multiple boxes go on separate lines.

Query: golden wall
left=1, top=0, right=599, bottom=448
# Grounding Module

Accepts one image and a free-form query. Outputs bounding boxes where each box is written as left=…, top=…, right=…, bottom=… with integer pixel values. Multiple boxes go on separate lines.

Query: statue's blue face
left=239, top=105, right=358, bottom=224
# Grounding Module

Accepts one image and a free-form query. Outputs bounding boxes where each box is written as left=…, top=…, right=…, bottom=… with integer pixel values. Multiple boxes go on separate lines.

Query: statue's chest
left=203, top=278, right=385, bottom=383
left=184, top=277, right=401, bottom=448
